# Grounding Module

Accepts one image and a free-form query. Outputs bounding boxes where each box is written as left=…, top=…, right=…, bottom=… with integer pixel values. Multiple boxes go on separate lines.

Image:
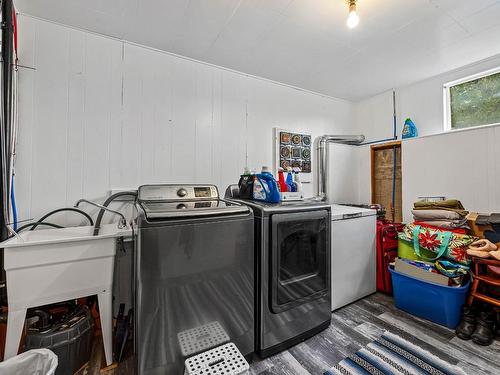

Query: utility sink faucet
left=74, top=199, right=127, bottom=229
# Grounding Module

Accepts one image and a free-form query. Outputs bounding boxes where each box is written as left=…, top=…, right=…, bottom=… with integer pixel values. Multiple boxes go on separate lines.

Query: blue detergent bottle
left=402, top=118, right=418, bottom=139
left=253, top=166, right=281, bottom=203
left=286, top=167, right=296, bottom=192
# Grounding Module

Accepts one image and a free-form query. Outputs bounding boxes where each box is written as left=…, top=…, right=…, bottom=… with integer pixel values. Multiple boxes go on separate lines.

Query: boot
left=455, top=306, right=477, bottom=340
left=471, top=310, right=496, bottom=346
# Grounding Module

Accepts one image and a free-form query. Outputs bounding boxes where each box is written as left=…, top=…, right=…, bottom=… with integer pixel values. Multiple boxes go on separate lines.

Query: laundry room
left=0, top=0, right=500, bottom=374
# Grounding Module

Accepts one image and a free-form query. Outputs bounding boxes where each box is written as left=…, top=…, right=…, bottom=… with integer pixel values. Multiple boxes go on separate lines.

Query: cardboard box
left=394, top=258, right=450, bottom=286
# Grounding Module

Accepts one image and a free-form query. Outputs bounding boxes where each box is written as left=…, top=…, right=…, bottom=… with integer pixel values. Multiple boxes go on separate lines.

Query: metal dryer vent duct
left=315, top=134, right=365, bottom=201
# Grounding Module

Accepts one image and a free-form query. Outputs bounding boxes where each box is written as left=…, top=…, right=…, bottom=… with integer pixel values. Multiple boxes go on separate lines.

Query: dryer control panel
left=138, top=184, right=219, bottom=202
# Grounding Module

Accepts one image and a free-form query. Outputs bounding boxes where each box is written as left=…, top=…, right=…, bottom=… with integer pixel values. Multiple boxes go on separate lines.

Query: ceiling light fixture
left=346, top=0, right=359, bottom=29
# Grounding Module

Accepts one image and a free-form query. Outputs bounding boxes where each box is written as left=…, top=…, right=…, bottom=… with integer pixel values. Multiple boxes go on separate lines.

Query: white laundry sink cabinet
left=0, top=224, right=130, bottom=365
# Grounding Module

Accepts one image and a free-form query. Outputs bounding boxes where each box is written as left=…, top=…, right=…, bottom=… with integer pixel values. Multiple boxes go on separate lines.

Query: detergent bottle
left=293, top=167, right=302, bottom=193
left=277, top=167, right=288, bottom=193
left=252, top=174, right=266, bottom=201
left=286, top=167, right=296, bottom=192
left=238, top=167, right=253, bottom=199
left=253, top=166, right=281, bottom=203
left=402, top=118, right=418, bottom=139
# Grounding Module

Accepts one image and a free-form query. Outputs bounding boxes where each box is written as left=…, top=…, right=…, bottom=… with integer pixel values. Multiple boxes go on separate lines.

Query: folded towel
left=414, top=219, right=469, bottom=230
left=412, top=209, right=461, bottom=221
left=414, top=199, right=468, bottom=217
left=413, top=222, right=468, bottom=234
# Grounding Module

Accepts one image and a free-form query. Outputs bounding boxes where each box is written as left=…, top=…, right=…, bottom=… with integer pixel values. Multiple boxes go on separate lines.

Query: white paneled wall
left=353, top=90, right=395, bottom=143
left=328, top=144, right=363, bottom=204
left=354, top=56, right=500, bottom=220
left=16, top=15, right=354, bottom=223
left=353, top=128, right=500, bottom=223
left=354, top=55, right=500, bottom=140
left=402, top=127, right=500, bottom=222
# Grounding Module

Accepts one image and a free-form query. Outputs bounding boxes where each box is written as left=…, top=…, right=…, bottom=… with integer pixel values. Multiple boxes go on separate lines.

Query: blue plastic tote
left=389, top=267, right=469, bottom=329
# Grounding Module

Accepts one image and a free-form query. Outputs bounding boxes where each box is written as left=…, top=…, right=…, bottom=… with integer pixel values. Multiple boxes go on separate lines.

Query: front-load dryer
left=226, top=185, right=331, bottom=357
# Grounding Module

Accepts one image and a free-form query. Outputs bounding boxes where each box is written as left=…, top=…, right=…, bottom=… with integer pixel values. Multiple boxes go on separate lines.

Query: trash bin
left=25, top=305, right=94, bottom=375
left=0, top=349, right=58, bottom=375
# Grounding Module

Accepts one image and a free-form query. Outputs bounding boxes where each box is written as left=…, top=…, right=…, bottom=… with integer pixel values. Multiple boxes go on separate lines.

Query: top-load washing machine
left=136, top=184, right=254, bottom=374
left=226, top=186, right=331, bottom=357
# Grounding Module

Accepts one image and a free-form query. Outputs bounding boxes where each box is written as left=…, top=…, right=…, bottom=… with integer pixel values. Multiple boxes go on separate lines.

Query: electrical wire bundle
left=0, top=0, right=18, bottom=241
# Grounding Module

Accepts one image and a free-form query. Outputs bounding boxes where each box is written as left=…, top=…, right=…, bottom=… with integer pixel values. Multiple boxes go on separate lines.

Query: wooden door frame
left=370, top=140, right=401, bottom=204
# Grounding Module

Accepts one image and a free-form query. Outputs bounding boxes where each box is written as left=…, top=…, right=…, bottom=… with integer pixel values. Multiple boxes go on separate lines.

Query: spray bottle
left=277, top=167, right=288, bottom=193
left=286, top=167, right=295, bottom=192
left=292, top=167, right=302, bottom=193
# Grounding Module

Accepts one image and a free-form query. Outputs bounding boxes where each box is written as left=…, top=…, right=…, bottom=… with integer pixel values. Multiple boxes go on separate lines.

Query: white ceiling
left=15, top=0, right=500, bottom=100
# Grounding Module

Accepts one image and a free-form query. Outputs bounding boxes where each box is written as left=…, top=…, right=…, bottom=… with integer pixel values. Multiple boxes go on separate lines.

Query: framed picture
left=273, top=128, right=312, bottom=183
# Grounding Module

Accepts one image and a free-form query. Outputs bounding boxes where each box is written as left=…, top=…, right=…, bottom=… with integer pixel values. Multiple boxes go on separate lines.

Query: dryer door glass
left=270, top=210, right=330, bottom=313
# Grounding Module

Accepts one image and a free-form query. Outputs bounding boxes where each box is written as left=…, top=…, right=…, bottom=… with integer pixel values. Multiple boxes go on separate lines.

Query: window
left=444, top=67, right=500, bottom=131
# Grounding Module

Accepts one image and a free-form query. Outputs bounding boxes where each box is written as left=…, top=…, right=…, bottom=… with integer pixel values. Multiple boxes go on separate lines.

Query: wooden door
left=371, top=141, right=402, bottom=222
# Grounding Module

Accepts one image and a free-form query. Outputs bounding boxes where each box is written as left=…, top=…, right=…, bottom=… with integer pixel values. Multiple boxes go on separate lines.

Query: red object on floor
left=376, top=219, right=404, bottom=294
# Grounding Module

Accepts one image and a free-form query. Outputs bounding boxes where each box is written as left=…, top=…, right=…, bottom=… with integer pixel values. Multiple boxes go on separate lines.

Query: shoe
left=471, top=310, right=496, bottom=346
left=469, top=239, right=498, bottom=252
left=455, top=306, right=477, bottom=340
left=466, top=249, right=491, bottom=258
left=489, top=250, right=500, bottom=261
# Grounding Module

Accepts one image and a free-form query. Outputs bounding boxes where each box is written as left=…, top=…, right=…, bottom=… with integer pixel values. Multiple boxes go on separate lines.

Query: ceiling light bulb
left=347, top=11, right=359, bottom=28
left=346, top=1, right=359, bottom=29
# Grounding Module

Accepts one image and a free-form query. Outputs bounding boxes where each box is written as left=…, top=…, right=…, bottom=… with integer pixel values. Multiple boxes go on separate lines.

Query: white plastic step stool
left=184, top=343, right=249, bottom=375
left=178, top=321, right=230, bottom=357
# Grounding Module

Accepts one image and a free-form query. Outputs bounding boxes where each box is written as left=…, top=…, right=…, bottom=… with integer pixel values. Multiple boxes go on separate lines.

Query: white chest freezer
left=330, top=204, right=377, bottom=310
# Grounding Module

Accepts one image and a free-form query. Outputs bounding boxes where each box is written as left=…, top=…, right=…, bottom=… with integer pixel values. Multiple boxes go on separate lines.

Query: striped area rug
left=325, top=331, right=466, bottom=375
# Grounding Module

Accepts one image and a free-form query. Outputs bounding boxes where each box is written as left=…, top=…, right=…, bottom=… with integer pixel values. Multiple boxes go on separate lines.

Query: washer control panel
left=138, top=184, right=219, bottom=202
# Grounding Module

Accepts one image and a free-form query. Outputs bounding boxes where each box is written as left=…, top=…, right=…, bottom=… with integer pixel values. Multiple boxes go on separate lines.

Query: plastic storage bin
left=389, top=267, right=470, bottom=329
left=25, top=306, right=94, bottom=375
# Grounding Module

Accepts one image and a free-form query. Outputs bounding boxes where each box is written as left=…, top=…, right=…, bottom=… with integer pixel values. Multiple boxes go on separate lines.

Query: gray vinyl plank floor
left=85, top=293, right=499, bottom=375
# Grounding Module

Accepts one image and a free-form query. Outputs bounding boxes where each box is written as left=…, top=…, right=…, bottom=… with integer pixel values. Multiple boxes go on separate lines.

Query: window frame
left=443, top=66, right=500, bottom=132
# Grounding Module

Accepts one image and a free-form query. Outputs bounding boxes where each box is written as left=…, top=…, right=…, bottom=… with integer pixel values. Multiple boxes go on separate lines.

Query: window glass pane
left=279, top=229, right=318, bottom=281
left=272, top=214, right=328, bottom=310
left=450, top=71, right=500, bottom=129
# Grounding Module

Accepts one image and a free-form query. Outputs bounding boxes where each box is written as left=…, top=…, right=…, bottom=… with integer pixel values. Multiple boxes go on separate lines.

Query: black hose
left=30, top=207, right=94, bottom=230
left=17, top=222, right=64, bottom=232
left=93, top=191, right=137, bottom=236
left=1, top=0, right=15, bottom=243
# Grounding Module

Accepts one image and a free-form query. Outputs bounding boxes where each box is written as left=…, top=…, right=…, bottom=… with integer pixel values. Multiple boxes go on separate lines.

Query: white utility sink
left=0, top=224, right=131, bottom=365
left=3, top=223, right=130, bottom=246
